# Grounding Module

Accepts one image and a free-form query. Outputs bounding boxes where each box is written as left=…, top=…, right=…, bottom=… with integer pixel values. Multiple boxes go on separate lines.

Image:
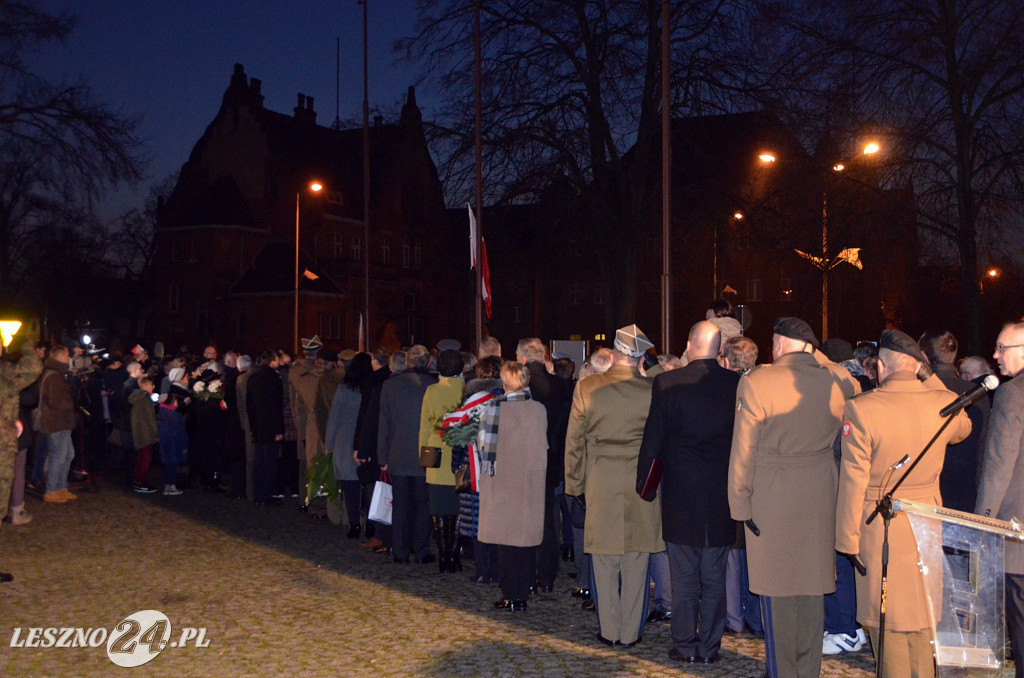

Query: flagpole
left=660, top=0, right=672, bottom=353
left=362, top=0, right=371, bottom=351
left=473, top=0, right=483, bottom=351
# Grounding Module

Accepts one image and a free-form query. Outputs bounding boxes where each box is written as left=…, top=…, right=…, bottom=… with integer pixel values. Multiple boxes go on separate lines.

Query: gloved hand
left=838, top=551, right=867, bottom=576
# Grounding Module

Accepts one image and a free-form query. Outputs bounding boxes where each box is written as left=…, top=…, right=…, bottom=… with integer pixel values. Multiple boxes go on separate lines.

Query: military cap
left=437, top=338, right=462, bottom=352
left=614, top=324, right=654, bottom=358
left=878, top=329, right=926, bottom=363
left=339, top=349, right=357, bottom=361
left=772, top=317, right=819, bottom=349
left=301, top=335, right=322, bottom=352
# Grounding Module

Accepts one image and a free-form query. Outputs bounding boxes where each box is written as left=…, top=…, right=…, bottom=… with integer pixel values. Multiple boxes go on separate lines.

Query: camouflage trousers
left=0, top=428, right=19, bottom=522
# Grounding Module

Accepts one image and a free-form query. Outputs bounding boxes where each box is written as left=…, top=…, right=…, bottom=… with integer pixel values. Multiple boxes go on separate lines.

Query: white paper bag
left=368, top=476, right=393, bottom=525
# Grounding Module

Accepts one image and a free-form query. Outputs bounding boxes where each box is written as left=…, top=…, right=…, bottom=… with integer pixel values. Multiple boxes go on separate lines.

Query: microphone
left=939, top=375, right=999, bottom=418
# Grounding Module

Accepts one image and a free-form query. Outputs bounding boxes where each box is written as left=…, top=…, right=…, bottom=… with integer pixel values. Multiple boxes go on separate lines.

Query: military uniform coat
left=565, top=364, right=664, bottom=555
left=728, top=350, right=859, bottom=596
left=836, top=372, right=971, bottom=631
left=976, top=371, right=1024, bottom=574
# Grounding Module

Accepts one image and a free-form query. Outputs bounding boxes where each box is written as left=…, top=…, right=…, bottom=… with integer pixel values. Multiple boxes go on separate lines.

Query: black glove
left=745, top=519, right=760, bottom=537
left=838, top=551, right=867, bottom=576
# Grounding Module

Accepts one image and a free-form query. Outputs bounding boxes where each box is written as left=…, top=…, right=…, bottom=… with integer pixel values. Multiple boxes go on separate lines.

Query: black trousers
left=667, top=541, right=730, bottom=660
left=1007, top=573, right=1024, bottom=678
left=498, top=544, right=536, bottom=601
left=391, top=474, right=431, bottom=561
left=535, top=486, right=560, bottom=587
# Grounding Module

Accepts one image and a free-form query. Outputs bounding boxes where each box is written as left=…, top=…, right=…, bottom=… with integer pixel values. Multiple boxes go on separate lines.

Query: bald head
left=685, top=321, right=722, bottom=362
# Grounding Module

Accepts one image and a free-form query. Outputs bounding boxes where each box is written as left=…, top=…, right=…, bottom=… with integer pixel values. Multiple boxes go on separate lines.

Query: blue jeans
left=824, top=552, right=858, bottom=635
left=648, top=550, right=672, bottom=612
left=45, top=430, right=75, bottom=493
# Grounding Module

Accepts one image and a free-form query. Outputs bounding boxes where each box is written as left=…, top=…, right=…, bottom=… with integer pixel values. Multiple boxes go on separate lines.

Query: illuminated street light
left=295, top=181, right=325, bottom=354
left=0, top=320, right=22, bottom=351
left=758, top=153, right=776, bottom=164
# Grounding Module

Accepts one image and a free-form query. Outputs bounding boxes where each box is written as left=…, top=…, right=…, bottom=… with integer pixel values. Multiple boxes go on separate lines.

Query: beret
left=879, top=329, right=926, bottom=362
left=772, top=317, right=819, bottom=349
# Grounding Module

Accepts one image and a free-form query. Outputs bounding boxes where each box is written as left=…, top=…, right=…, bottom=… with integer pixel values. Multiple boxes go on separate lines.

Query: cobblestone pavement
left=1, top=476, right=877, bottom=677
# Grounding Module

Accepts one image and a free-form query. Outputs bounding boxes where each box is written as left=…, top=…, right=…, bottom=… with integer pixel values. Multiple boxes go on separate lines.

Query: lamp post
left=295, top=181, right=323, bottom=354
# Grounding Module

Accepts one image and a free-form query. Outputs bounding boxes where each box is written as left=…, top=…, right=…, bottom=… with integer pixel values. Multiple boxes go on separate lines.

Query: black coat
left=932, top=362, right=989, bottom=512
left=526, top=361, right=572, bottom=488
left=637, top=358, right=740, bottom=547
left=246, top=365, right=284, bottom=445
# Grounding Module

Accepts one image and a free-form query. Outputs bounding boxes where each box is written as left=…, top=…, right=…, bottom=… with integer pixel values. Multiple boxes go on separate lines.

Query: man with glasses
left=976, top=322, right=1024, bottom=678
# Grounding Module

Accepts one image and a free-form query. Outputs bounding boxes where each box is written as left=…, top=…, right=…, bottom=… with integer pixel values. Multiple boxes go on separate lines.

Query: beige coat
left=477, top=399, right=548, bottom=547
left=728, top=350, right=860, bottom=596
left=564, top=364, right=664, bottom=555
left=836, top=372, right=971, bottom=631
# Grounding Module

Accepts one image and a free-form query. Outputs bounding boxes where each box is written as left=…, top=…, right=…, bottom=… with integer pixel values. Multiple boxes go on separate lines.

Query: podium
left=894, top=499, right=1024, bottom=676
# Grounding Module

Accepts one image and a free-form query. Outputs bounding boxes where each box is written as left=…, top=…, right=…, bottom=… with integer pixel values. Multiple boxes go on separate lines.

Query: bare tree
left=0, top=1, right=145, bottom=303
left=755, top=0, right=1024, bottom=351
left=402, top=0, right=757, bottom=328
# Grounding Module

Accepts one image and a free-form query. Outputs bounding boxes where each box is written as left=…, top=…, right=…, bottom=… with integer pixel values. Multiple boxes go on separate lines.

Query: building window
left=196, top=298, right=212, bottom=338
left=593, top=284, right=604, bottom=306
left=401, top=236, right=411, bottom=269
left=333, top=233, right=343, bottom=260
left=318, top=311, right=342, bottom=339
left=350, top=235, right=361, bottom=261
left=569, top=283, right=582, bottom=306
left=779, top=278, right=793, bottom=302
left=513, top=305, right=522, bottom=324
left=746, top=279, right=762, bottom=302
left=413, top=237, right=422, bottom=270
left=168, top=284, right=180, bottom=314
left=381, top=235, right=391, bottom=265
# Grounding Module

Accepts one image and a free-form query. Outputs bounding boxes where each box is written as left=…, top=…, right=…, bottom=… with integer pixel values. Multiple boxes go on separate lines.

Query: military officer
left=728, top=317, right=860, bottom=678
left=565, top=324, right=664, bottom=647
left=836, top=329, right=970, bottom=678
left=0, top=345, right=44, bottom=583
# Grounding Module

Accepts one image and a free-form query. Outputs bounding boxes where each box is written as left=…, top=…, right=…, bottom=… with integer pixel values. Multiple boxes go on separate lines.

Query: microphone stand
left=864, top=412, right=958, bottom=678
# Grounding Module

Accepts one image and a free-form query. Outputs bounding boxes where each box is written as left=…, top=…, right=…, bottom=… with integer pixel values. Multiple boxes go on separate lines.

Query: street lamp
left=295, top=181, right=324, bottom=354
left=0, top=320, right=21, bottom=355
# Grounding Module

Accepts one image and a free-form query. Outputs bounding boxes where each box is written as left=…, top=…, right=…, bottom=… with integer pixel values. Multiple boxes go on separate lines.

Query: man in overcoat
left=728, top=317, right=859, bottom=678
left=565, top=324, right=664, bottom=647
left=976, top=321, right=1024, bottom=678
left=637, top=321, right=739, bottom=663
left=837, top=330, right=970, bottom=678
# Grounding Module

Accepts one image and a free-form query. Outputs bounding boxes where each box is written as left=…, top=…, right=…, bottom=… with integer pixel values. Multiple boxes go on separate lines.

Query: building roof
left=229, top=242, right=344, bottom=296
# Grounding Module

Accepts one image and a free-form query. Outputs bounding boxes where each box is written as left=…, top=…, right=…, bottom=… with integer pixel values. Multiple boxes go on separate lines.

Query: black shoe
left=0, top=571, right=12, bottom=583
left=538, top=584, right=554, bottom=593
left=418, top=553, right=436, bottom=564
left=668, top=648, right=698, bottom=663
left=623, top=636, right=642, bottom=648
left=298, top=503, right=309, bottom=513
left=582, top=598, right=595, bottom=611
left=510, top=599, right=527, bottom=612
left=647, top=609, right=672, bottom=622
left=571, top=587, right=588, bottom=598
left=494, top=599, right=513, bottom=609
left=346, top=525, right=361, bottom=539
left=699, top=654, right=721, bottom=664
left=374, top=546, right=390, bottom=555
left=595, top=633, right=619, bottom=646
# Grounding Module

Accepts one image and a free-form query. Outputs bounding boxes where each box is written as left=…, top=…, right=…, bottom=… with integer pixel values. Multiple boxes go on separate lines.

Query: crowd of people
left=1, top=301, right=1023, bottom=678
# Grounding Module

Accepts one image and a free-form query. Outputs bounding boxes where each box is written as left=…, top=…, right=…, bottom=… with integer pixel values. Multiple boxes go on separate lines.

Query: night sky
left=32, top=1, right=431, bottom=220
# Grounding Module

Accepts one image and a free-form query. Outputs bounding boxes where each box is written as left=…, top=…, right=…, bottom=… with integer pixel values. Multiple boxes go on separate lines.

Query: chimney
left=294, top=93, right=306, bottom=118
left=249, top=78, right=264, bottom=108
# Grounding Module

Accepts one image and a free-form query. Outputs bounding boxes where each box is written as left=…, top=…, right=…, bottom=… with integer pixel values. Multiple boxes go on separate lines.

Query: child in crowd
left=129, top=375, right=158, bottom=494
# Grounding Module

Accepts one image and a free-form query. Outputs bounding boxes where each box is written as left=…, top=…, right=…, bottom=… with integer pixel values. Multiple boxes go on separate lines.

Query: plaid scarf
left=477, top=387, right=531, bottom=476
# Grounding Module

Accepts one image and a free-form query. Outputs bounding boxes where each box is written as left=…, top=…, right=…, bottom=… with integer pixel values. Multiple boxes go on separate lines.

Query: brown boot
left=44, top=491, right=69, bottom=503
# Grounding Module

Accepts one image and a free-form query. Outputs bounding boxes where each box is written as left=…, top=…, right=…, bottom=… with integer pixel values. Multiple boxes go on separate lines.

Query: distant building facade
left=151, top=64, right=470, bottom=353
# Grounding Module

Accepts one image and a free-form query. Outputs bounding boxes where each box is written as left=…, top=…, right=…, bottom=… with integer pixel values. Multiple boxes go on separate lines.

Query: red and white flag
left=468, top=203, right=493, bottom=318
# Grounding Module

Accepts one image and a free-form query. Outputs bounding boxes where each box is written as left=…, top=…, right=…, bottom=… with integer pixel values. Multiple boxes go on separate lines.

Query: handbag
left=418, top=446, right=442, bottom=468
left=368, top=470, right=393, bottom=525
left=453, top=464, right=471, bottom=493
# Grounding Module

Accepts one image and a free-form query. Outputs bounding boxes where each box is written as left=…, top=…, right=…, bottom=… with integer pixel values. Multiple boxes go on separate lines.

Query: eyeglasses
left=994, top=344, right=1024, bottom=353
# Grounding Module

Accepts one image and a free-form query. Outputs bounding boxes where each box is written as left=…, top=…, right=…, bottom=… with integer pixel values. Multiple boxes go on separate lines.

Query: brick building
left=151, top=64, right=470, bottom=354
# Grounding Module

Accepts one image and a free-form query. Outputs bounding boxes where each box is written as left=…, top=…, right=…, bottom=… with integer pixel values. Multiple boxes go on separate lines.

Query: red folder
left=639, top=458, right=663, bottom=500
